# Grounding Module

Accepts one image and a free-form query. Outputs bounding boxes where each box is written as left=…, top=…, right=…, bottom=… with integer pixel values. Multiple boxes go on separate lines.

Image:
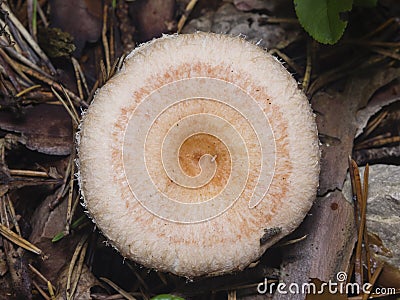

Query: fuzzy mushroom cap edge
left=77, top=32, right=320, bottom=277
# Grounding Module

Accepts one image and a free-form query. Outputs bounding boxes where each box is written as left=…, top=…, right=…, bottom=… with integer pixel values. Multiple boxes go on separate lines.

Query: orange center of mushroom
left=178, top=133, right=231, bottom=194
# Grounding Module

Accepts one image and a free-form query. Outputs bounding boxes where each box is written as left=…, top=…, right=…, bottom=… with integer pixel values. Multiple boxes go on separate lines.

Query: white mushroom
left=78, top=32, right=320, bottom=277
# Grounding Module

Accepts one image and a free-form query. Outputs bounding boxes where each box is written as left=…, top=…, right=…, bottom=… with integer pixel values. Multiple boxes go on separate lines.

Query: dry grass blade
left=51, top=86, right=79, bottom=125
left=27, top=0, right=37, bottom=40
left=355, top=135, right=400, bottom=150
left=1, top=43, right=51, bottom=78
left=15, top=61, right=88, bottom=107
left=0, top=223, right=42, bottom=254
left=0, top=48, right=34, bottom=85
left=0, top=2, right=55, bottom=74
left=349, top=158, right=364, bottom=286
left=48, top=280, right=56, bottom=300
left=28, top=263, right=56, bottom=291
left=273, top=234, right=308, bottom=247
left=33, top=280, right=51, bottom=300
left=302, top=39, right=313, bottom=92
left=71, top=57, right=89, bottom=99
left=9, top=169, right=49, bottom=177
left=347, top=159, right=391, bottom=299
left=66, top=234, right=89, bottom=300
left=227, top=290, right=237, bottom=300
left=362, top=111, right=388, bottom=138
left=362, top=262, right=384, bottom=300
left=177, top=0, right=198, bottom=33
left=362, top=17, right=399, bottom=39
left=5, top=194, right=21, bottom=235
left=268, top=49, right=303, bottom=74
left=15, top=83, right=41, bottom=97
left=50, top=155, right=73, bottom=209
left=100, top=277, right=137, bottom=300
left=362, top=165, right=371, bottom=282
left=372, top=47, right=400, bottom=61
left=102, top=5, right=111, bottom=77
left=65, top=151, right=76, bottom=233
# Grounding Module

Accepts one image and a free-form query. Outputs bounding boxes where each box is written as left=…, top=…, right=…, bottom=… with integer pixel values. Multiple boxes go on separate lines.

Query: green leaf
left=294, top=0, right=353, bottom=44
left=353, top=0, right=377, bottom=7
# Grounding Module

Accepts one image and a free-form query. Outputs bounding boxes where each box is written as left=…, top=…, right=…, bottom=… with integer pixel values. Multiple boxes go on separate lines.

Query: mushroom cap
left=78, top=32, right=320, bottom=277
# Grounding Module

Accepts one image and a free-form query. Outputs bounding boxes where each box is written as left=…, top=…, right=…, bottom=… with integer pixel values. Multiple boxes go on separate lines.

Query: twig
left=177, top=0, right=198, bottom=33
left=362, top=111, right=388, bottom=138
left=0, top=2, right=55, bottom=74
left=66, top=234, right=89, bottom=300
left=28, top=264, right=56, bottom=291
left=102, top=5, right=111, bottom=77
left=302, top=39, right=313, bottom=92
left=100, top=277, right=137, bottom=300
left=349, top=158, right=364, bottom=286
left=32, top=280, right=51, bottom=300
left=363, top=165, right=371, bottom=282
left=51, top=86, right=80, bottom=125
left=15, top=84, right=41, bottom=97
left=0, top=223, right=42, bottom=254
left=5, top=194, right=21, bottom=235
left=65, top=150, right=76, bottom=232
left=0, top=48, right=33, bottom=85
left=71, top=57, right=89, bottom=99
left=268, top=49, right=303, bottom=75
left=15, top=61, right=88, bottom=107
left=9, top=169, right=49, bottom=177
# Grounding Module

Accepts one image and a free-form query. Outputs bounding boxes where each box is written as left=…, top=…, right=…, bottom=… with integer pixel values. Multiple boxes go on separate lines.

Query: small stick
left=51, top=86, right=80, bottom=125
left=36, top=1, right=48, bottom=28
left=68, top=240, right=88, bottom=300
left=362, top=111, right=388, bottom=138
left=15, top=84, right=41, bottom=97
left=102, top=5, right=111, bottom=77
left=5, top=195, right=21, bottom=235
left=355, top=134, right=400, bottom=150
left=32, top=280, right=51, bottom=300
left=0, top=48, right=34, bottom=85
left=0, top=41, right=53, bottom=78
left=371, top=47, right=400, bottom=61
left=61, top=85, right=80, bottom=122
left=71, top=58, right=84, bottom=99
left=268, top=49, right=303, bottom=75
left=9, top=169, right=49, bottom=177
left=0, top=223, right=42, bottom=254
left=66, top=234, right=88, bottom=300
left=71, top=57, right=89, bottom=97
left=349, top=158, right=363, bottom=286
left=302, top=39, right=313, bottom=92
left=177, top=0, right=198, bottom=33
left=361, top=262, right=384, bottom=300
left=15, top=61, right=88, bottom=107
left=28, top=264, right=56, bottom=291
left=100, top=277, right=137, bottom=300
left=1, top=2, right=55, bottom=73
left=363, top=164, right=371, bottom=282
left=65, top=151, right=76, bottom=232
left=362, top=17, right=398, bottom=39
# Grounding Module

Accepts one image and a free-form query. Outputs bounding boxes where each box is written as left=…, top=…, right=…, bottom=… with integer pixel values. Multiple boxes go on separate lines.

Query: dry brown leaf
left=130, top=0, right=175, bottom=41
left=49, top=0, right=103, bottom=56
left=312, top=68, right=400, bottom=195
left=273, top=68, right=400, bottom=300
left=0, top=104, right=73, bottom=155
